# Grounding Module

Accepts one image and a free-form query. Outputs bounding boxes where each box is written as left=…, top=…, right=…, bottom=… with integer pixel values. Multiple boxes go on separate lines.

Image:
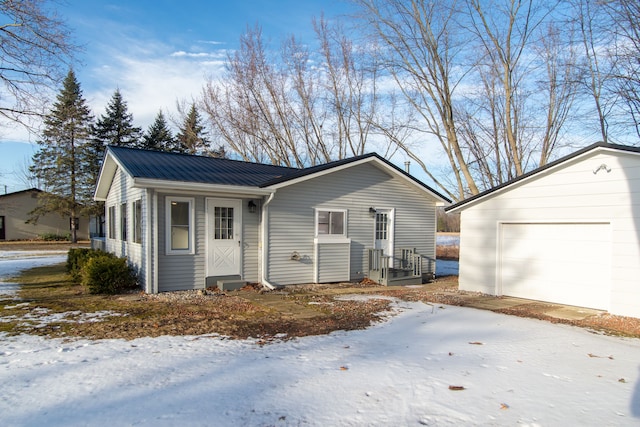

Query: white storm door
left=374, top=209, right=394, bottom=266
left=207, top=198, right=242, bottom=277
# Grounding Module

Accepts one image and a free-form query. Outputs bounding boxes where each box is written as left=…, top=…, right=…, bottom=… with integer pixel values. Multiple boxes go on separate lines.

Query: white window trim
left=120, top=203, right=127, bottom=241
left=133, top=199, right=142, bottom=245
left=165, top=196, right=195, bottom=255
left=108, top=205, right=116, bottom=240
left=314, top=208, right=349, bottom=242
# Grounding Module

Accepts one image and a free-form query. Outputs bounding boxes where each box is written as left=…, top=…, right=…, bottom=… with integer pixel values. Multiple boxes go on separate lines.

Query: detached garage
left=447, top=143, right=640, bottom=318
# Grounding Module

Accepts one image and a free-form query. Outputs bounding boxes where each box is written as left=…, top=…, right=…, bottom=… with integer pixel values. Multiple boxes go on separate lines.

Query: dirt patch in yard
left=2, top=256, right=640, bottom=340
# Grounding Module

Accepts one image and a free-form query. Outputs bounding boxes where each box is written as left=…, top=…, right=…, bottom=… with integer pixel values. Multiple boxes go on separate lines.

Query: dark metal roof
left=446, top=142, right=640, bottom=212
left=108, top=146, right=298, bottom=187
left=107, top=146, right=451, bottom=203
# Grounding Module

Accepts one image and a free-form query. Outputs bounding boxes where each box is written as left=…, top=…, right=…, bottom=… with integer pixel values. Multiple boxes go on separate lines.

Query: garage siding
left=457, top=150, right=640, bottom=317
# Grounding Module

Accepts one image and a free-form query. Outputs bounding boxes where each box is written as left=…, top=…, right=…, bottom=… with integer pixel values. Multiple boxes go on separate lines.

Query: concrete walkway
left=234, top=283, right=605, bottom=322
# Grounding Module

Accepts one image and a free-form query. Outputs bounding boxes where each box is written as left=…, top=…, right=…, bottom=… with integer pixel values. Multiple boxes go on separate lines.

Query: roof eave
left=446, top=142, right=640, bottom=213
left=132, top=178, right=275, bottom=196
left=94, top=151, right=120, bottom=201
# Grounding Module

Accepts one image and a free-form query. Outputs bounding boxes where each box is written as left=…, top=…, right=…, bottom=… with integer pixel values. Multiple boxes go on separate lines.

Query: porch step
left=217, top=279, right=246, bottom=291
left=205, top=275, right=241, bottom=288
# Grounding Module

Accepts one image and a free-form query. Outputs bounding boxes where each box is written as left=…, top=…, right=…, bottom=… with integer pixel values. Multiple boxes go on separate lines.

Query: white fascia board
left=265, top=156, right=449, bottom=204
left=94, top=152, right=122, bottom=201
left=131, top=177, right=274, bottom=197
left=447, top=145, right=619, bottom=213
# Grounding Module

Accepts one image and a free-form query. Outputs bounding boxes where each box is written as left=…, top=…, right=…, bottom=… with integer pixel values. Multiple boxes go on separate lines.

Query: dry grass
left=3, top=259, right=640, bottom=341
left=1, top=262, right=393, bottom=340
left=436, top=245, right=459, bottom=260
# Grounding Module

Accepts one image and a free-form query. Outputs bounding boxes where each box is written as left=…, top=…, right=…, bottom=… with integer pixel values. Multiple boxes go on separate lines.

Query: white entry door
left=207, top=198, right=242, bottom=277
left=374, top=208, right=394, bottom=265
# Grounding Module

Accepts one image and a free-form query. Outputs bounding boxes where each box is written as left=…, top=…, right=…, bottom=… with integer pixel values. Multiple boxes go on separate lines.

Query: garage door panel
left=500, top=223, right=610, bottom=310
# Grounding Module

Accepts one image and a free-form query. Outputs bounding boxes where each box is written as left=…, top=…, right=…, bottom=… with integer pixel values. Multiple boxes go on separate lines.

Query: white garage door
left=499, top=222, right=611, bottom=310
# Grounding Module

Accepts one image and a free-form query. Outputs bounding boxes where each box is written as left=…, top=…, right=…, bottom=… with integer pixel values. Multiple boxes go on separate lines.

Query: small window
left=166, top=197, right=194, bottom=254
left=120, top=203, right=127, bottom=241
left=214, top=207, right=234, bottom=239
left=133, top=200, right=142, bottom=244
left=108, top=206, right=116, bottom=239
left=316, top=210, right=346, bottom=236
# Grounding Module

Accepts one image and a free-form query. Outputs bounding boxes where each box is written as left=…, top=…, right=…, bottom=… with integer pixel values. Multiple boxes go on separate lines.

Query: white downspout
left=261, top=191, right=276, bottom=290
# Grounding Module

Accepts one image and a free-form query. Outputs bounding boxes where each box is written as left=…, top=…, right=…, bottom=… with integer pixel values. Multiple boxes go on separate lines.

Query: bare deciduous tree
left=603, top=0, right=640, bottom=139
left=202, top=21, right=397, bottom=168
left=0, top=0, right=76, bottom=129
left=352, top=0, right=580, bottom=199
left=353, top=0, right=475, bottom=200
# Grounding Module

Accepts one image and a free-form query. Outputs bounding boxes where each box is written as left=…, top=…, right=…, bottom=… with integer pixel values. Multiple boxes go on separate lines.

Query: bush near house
left=38, top=233, right=71, bottom=241
left=67, top=248, right=138, bottom=294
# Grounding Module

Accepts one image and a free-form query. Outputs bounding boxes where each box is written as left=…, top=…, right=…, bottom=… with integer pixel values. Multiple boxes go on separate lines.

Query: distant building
left=0, top=188, right=91, bottom=240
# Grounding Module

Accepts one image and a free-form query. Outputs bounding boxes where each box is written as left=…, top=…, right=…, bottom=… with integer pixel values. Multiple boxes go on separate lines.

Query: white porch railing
left=368, top=248, right=423, bottom=286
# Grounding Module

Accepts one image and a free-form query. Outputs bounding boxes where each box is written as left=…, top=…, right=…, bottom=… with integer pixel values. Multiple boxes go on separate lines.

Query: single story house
left=446, top=142, right=640, bottom=318
left=94, top=146, right=450, bottom=293
left=0, top=188, right=91, bottom=241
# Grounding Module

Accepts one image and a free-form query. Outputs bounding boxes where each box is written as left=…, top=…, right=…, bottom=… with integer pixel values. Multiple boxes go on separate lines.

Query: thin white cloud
left=197, top=40, right=226, bottom=45
left=170, top=51, right=223, bottom=58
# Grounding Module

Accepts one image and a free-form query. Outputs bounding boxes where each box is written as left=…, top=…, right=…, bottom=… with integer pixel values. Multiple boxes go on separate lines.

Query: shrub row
left=67, top=248, right=138, bottom=295
left=39, top=233, right=71, bottom=241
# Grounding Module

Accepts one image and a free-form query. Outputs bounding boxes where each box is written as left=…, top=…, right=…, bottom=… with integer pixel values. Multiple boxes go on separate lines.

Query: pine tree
left=142, top=110, right=177, bottom=151
left=92, top=89, right=142, bottom=147
left=29, top=70, right=94, bottom=243
left=176, top=104, right=211, bottom=155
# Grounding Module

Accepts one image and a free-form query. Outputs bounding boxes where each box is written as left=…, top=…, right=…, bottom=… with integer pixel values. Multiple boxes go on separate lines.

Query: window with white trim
left=108, top=205, right=116, bottom=239
left=120, top=203, right=127, bottom=241
left=316, top=209, right=347, bottom=237
left=133, top=199, right=142, bottom=244
left=166, top=197, right=194, bottom=254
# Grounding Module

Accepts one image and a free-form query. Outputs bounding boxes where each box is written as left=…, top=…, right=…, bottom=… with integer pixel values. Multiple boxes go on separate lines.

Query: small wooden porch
left=368, top=248, right=424, bottom=286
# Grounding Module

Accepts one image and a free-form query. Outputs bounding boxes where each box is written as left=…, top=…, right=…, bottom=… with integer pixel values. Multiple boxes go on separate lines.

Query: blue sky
left=0, top=0, right=356, bottom=193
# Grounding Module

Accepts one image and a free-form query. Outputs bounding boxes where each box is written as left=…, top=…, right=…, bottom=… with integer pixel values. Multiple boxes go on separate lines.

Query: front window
left=166, top=197, right=194, bottom=254
left=108, top=206, right=116, bottom=239
left=133, top=200, right=142, bottom=244
left=316, top=209, right=346, bottom=236
left=120, top=203, right=127, bottom=241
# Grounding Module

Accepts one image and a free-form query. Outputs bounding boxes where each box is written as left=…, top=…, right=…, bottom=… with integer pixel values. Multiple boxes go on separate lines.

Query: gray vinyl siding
left=104, top=168, right=146, bottom=288
left=266, top=163, right=437, bottom=286
left=242, top=200, right=260, bottom=282
left=316, top=242, right=350, bottom=282
left=157, top=195, right=206, bottom=292
left=157, top=195, right=260, bottom=292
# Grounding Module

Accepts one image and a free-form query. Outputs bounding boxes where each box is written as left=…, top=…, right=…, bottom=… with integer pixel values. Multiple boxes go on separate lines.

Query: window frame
left=165, top=196, right=195, bottom=255
left=108, top=205, right=116, bottom=239
left=315, top=208, right=348, bottom=240
left=133, top=199, right=142, bottom=244
left=120, top=203, right=127, bottom=241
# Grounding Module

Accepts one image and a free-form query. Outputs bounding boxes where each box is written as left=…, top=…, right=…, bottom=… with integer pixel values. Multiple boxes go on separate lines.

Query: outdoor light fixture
left=369, top=207, right=377, bottom=218
left=593, top=163, right=611, bottom=174
left=248, top=200, right=257, bottom=213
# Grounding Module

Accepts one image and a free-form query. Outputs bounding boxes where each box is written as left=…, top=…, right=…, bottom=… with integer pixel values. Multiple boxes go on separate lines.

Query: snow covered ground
left=2, top=254, right=640, bottom=426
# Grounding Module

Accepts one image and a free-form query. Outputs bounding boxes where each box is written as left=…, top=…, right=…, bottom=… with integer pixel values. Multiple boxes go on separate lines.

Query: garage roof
left=446, top=142, right=640, bottom=213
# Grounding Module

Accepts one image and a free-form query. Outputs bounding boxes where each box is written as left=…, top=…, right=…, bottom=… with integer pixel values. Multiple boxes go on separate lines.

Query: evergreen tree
left=142, top=109, right=177, bottom=151
left=29, top=70, right=94, bottom=243
left=176, top=104, right=212, bottom=155
left=92, top=89, right=142, bottom=147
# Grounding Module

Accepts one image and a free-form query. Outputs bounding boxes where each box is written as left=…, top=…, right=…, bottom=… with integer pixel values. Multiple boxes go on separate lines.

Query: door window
left=214, top=207, right=234, bottom=239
